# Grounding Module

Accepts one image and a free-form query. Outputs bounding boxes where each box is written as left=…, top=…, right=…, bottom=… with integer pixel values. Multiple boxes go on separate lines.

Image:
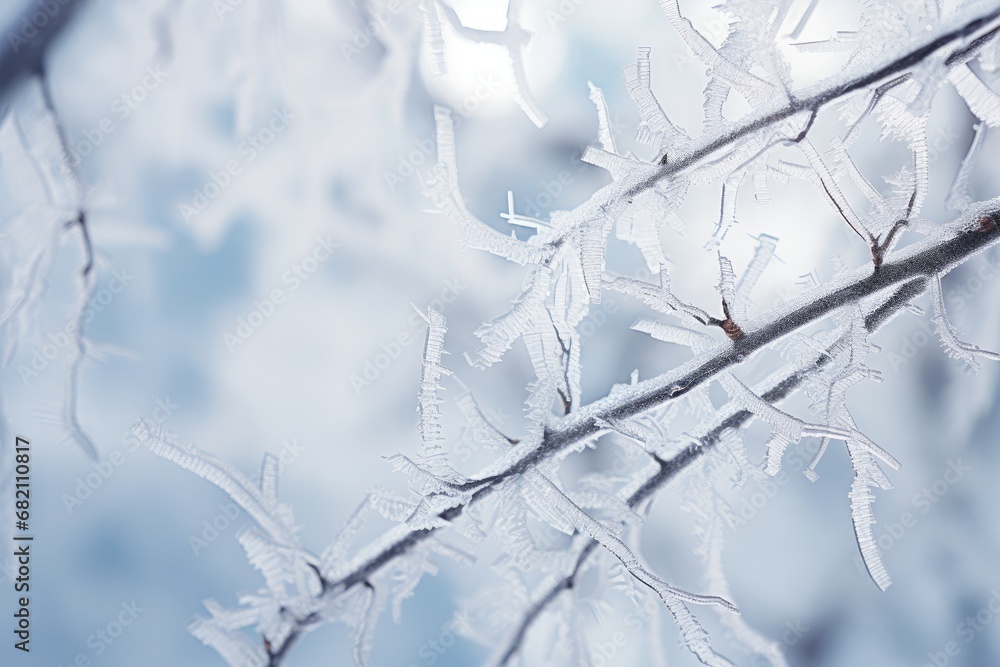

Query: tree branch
left=640, top=5, right=1000, bottom=180
left=495, top=276, right=929, bottom=663
left=267, top=206, right=1000, bottom=664
left=179, top=6, right=1000, bottom=660
left=0, top=0, right=86, bottom=105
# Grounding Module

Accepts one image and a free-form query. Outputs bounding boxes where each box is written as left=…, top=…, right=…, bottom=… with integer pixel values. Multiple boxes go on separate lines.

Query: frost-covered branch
left=201, top=203, right=1000, bottom=666
left=628, top=4, right=1000, bottom=191
left=494, top=276, right=928, bottom=663
left=423, top=0, right=549, bottom=127
left=38, top=70, right=100, bottom=460
left=146, top=1, right=1000, bottom=663
left=929, top=271, right=1000, bottom=371
left=1, top=66, right=100, bottom=459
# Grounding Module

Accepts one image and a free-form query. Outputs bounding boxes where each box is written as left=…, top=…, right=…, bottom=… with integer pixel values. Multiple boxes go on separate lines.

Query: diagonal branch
left=508, top=4, right=1000, bottom=263
left=265, top=205, right=1000, bottom=664
left=494, top=276, right=928, bottom=663
left=635, top=5, right=1000, bottom=180
left=179, top=9, right=1000, bottom=663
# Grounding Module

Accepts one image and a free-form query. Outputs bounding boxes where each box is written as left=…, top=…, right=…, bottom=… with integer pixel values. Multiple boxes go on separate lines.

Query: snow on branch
left=522, top=468, right=738, bottom=665
left=1, top=72, right=99, bottom=459
left=144, top=1, right=1000, bottom=664
left=415, top=307, right=454, bottom=472
left=161, top=198, right=1000, bottom=665
left=929, top=272, right=1000, bottom=372
left=488, top=276, right=928, bottom=664
left=137, top=423, right=301, bottom=548
left=424, top=106, right=553, bottom=266
left=428, top=0, right=549, bottom=128
left=323, top=204, right=998, bottom=653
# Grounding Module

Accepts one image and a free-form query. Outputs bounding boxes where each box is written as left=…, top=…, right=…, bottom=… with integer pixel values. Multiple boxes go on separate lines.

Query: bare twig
left=37, top=67, right=99, bottom=459
left=0, top=0, right=86, bottom=105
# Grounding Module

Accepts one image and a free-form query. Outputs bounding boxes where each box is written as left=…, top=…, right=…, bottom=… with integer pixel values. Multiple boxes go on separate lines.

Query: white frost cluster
left=140, top=1, right=1000, bottom=665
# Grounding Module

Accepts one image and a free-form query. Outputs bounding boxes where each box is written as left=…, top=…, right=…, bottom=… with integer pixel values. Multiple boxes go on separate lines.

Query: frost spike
left=949, top=65, right=1000, bottom=128
left=706, top=172, right=744, bottom=249
left=417, top=308, right=453, bottom=474
left=946, top=123, right=986, bottom=213
left=421, top=0, right=447, bottom=76
left=352, top=582, right=385, bottom=667
left=621, top=47, right=687, bottom=151
left=523, top=469, right=738, bottom=666
left=425, top=106, right=552, bottom=265
left=473, top=266, right=551, bottom=368
left=260, top=454, right=279, bottom=510
left=137, top=423, right=297, bottom=546
left=658, top=0, right=774, bottom=105
left=849, top=451, right=893, bottom=591
left=716, top=253, right=738, bottom=317
left=580, top=146, right=640, bottom=180
left=189, top=612, right=267, bottom=667
left=718, top=372, right=900, bottom=473
left=735, top=234, right=779, bottom=308
left=605, top=271, right=715, bottom=326
left=929, top=273, right=1000, bottom=372
left=587, top=82, right=617, bottom=154
left=633, top=318, right=713, bottom=352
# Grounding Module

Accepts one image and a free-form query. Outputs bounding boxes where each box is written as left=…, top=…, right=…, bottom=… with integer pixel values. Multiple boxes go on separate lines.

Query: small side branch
left=623, top=5, right=1000, bottom=201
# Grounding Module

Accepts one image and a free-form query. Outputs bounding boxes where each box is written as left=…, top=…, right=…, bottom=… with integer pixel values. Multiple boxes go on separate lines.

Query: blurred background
left=2, top=0, right=1000, bottom=665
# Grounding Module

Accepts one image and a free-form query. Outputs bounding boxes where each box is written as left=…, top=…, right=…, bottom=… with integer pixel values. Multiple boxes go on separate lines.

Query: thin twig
left=641, top=6, right=1000, bottom=182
